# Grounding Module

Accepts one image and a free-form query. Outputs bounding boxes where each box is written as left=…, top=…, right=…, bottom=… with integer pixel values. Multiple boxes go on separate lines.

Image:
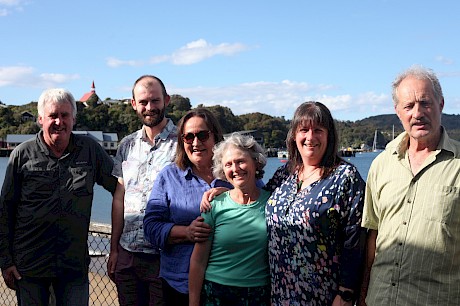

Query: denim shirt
left=143, top=163, right=232, bottom=294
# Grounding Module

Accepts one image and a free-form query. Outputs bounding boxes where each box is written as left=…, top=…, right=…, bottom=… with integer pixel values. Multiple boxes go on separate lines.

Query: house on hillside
left=21, top=111, right=35, bottom=122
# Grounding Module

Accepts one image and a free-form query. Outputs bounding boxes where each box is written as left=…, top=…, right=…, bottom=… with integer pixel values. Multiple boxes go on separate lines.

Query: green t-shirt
left=202, top=189, right=270, bottom=287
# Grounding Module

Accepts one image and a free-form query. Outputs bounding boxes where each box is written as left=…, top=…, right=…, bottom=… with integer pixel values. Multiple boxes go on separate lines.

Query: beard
left=139, top=106, right=166, bottom=127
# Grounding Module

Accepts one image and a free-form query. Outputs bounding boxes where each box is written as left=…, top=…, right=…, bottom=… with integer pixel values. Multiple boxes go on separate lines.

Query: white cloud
left=165, top=79, right=397, bottom=121
left=170, top=39, right=249, bottom=65
left=438, top=71, right=460, bottom=78
left=0, top=66, right=35, bottom=86
left=40, top=73, right=80, bottom=84
left=169, top=80, right=392, bottom=120
left=0, top=0, right=22, bottom=4
left=0, top=65, right=79, bottom=88
left=0, top=0, right=26, bottom=16
left=435, top=55, right=454, bottom=65
left=106, top=39, right=250, bottom=67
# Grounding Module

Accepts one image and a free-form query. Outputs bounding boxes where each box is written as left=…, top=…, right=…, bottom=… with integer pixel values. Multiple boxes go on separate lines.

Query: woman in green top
left=189, top=132, right=270, bottom=306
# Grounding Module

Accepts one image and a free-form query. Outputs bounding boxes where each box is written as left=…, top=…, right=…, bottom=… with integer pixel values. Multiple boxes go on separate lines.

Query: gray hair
left=212, top=132, right=267, bottom=180
left=37, top=88, right=77, bottom=119
left=392, top=65, right=444, bottom=106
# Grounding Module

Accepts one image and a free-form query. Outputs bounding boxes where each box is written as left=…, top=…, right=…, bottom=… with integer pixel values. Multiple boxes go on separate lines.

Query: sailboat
left=372, top=130, right=379, bottom=152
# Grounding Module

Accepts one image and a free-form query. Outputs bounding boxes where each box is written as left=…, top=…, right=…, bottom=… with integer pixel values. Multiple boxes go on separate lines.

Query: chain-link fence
left=0, top=223, right=119, bottom=306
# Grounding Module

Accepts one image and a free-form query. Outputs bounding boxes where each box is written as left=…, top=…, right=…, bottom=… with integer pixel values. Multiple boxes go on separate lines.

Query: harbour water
left=0, top=152, right=380, bottom=224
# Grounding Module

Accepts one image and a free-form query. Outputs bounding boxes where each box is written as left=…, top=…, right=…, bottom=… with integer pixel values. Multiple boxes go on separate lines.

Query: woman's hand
left=332, top=295, right=354, bottom=306
left=187, top=216, right=212, bottom=242
left=200, top=187, right=229, bottom=212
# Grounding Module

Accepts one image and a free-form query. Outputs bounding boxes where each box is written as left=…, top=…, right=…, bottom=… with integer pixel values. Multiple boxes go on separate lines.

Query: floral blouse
left=265, top=161, right=366, bottom=306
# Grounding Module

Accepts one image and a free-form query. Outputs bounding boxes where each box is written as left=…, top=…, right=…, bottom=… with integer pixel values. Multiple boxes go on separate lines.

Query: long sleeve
left=0, top=152, right=20, bottom=269
left=143, top=170, right=175, bottom=250
left=338, top=165, right=366, bottom=291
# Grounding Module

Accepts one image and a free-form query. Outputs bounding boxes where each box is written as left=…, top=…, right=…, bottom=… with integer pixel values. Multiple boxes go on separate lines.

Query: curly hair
left=212, top=132, right=267, bottom=181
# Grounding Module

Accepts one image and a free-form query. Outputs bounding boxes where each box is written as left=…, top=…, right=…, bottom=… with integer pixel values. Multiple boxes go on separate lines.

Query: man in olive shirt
left=360, top=66, right=460, bottom=305
left=0, top=88, right=117, bottom=306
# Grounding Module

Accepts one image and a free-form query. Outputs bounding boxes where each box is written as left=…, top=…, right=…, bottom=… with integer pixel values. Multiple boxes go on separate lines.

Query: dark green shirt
left=0, top=131, right=117, bottom=277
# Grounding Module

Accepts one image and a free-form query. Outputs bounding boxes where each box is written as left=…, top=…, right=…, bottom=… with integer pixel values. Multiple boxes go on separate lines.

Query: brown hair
left=286, top=101, right=342, bottom=178
left=132, top=75, right=168, bottom=99
left=175, top=108, right=224, bottom=170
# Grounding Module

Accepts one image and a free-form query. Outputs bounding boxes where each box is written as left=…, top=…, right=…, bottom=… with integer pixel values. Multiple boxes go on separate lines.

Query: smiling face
left=395, top=76, right=443, bottom=143
left=38, top=100, right=75, bottom=154
left=131, top=77, right=170, bottom=128
left=295, top=123, right=328, bottom=166
left=222, top=146, right=257, bottom=190
left=183, top=116, right=215, bottom=169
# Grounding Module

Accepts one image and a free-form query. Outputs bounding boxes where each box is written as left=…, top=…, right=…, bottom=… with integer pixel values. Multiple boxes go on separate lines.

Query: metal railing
left=0, top=223, right=119, bottom=306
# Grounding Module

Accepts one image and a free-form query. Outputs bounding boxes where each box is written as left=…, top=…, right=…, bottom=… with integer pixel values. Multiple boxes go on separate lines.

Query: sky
left=1, top=0, right=460, bottom=122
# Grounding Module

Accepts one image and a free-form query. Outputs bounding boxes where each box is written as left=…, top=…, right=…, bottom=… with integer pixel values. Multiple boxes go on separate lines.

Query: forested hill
left=1, top=97, right=459, bottom=149
left=340, top=113, right=460, bottom=149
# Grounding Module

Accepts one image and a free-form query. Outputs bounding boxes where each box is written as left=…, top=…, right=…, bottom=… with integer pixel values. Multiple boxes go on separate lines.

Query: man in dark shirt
left=0, top=88, right=117, bottom=306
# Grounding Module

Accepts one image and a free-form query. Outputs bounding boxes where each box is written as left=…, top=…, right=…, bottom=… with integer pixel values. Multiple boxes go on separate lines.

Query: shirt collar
left=389, top=126, right=458, bottom=158
left=37, top=130, right=76, bottom=156
left=139, top=118, right=176, bottom=143
left=180, top=165, right=225, bottom=187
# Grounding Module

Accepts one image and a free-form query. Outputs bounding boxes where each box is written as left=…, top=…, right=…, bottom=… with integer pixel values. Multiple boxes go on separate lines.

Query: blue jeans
left=16, top=274, right=89, bottom=306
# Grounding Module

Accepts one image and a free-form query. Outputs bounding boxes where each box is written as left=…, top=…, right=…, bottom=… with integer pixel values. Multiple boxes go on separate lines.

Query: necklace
left=297, top=168, right=319, bottom=191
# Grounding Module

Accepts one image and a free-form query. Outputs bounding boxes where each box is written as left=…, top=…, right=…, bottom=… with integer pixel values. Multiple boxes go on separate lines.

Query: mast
left=373, top=130, right=378, bottom=152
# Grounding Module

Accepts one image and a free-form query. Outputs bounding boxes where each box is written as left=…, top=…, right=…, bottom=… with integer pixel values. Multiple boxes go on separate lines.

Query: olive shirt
left=362, top=128, right=460, bottom=306
left=0, top=131, right=117, bottom=278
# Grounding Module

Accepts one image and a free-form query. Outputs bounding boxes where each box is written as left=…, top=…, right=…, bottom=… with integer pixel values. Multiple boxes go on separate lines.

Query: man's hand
left=1, top=265, right=21, bottom=290
left=186, top=216, right=212, bottom=242
left=107, top=250, right=118, bottom=282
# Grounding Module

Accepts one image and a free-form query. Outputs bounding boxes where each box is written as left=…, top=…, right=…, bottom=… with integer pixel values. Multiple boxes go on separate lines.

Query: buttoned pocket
left=71, top=166, right=94, bottom=196
left=422, top=184, right=460, bottom=224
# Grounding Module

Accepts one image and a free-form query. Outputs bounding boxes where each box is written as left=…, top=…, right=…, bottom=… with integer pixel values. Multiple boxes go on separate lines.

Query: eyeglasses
left=181, top=130, right=212, bottom=144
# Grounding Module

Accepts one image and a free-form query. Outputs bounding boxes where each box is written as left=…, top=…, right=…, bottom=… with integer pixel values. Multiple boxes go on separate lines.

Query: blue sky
left=1, top=0, right=459, bottom=121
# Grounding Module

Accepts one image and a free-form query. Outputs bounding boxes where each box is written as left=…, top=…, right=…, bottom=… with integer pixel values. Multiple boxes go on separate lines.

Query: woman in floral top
left=265, top=101, right=366, bottom=306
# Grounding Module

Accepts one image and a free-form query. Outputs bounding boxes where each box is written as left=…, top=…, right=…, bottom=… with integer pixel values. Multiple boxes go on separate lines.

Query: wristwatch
left=337, top=289, right=354, bottom=302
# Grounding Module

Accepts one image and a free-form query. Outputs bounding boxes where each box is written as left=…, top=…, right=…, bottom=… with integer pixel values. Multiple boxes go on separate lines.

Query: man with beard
left=108, top=75, right=177, bottom=306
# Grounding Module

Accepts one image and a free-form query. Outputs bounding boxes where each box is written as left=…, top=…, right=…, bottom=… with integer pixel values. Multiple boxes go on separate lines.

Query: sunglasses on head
left=181, top=130, right=212, bottom=144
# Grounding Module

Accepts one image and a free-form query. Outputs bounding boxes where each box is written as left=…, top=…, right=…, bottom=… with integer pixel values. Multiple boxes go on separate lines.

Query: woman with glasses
left=143, top=108, right=232, bottom=306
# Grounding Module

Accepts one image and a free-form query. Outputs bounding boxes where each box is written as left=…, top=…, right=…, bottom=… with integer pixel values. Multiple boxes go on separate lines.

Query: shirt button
left=399, top=242, right=403, bottom=246
left=402, top=221, right=407, bottom=225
